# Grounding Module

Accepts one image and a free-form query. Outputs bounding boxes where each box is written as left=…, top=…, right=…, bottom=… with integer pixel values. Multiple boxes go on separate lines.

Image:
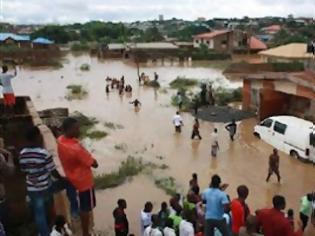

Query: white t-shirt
left=141, top=211, right=152, bottom=235
left=164, top=227, right=176, bottom=236
left=211, top=132, right=219, bottom=146
left=179, top=220, right=194, bottom=236
left=173, top=115, right=183, bottom=127
left=143, top=226, right=163, bottom=236
left=0, top=73, right=15, bottom=94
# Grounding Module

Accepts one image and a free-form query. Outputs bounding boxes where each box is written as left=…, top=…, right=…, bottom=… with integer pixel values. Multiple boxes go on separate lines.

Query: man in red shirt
left=256, top=195, right=303, bottom=236
left=231, top=185, right=250, bottom=235
left=58, top=117, right=98, bottom=236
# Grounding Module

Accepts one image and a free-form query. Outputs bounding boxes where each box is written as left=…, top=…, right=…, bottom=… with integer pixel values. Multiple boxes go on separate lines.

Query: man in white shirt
left=164, top=218, right=176, bottom=236
left=173, top=111, right=183, bottom=133
left=0, top=64, right=17, bottom=114
left=211, top=128, right=219, bottom=157
left=144, top=214, right=162, bottom=236
left=179, top=210, right=195, bottom=236
left=141, top=201, right=153, bottom=235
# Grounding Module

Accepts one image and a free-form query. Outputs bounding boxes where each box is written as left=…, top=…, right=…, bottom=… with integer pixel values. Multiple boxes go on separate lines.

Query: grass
left=70, top=111, right=108, bottom=140
left=66, top=84, right=88, bottom=100
left=80, top=63, right=90, bottom=71
left=85, top=130, right=108, bottom=140
left=154, top=177, right=177, bottom=196
left=104, top=122, right=124, bottom=130
left=94, top=156, right=171, bottom=190
left=170, top=77, right=198, bottom=90
left=114, top=143, right=128, bottom=152
left=94, top=156, right=145, bottom=189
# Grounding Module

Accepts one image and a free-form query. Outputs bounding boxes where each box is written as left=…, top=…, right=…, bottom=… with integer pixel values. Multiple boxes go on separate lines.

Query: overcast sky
left=1, top=0, right=315, bottom=24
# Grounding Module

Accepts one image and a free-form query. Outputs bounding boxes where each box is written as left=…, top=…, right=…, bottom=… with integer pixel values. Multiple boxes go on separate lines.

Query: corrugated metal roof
left=259, top=43, right=312, bottom=59
left=32, top=37, right=54, bottom=44
left=128, top=42, right=178, bottom=50
left=0, top=33, right=30, bottom=41
left=107, top=43, right=125, bottom=50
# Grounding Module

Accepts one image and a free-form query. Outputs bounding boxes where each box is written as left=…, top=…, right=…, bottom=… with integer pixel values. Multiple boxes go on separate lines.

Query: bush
left=66, top=84, right=88, bottom=100
left=154, top=177, right=177, bottom=196
left=80, top=63, right=90, bottom=71
left=215, top=87, right=242, bottom=106
left=170, top=77, right=198, bottom=89
left=171, top=88, right=194, bottom=112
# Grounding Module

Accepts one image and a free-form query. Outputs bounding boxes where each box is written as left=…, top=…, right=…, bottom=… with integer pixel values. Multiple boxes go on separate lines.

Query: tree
left=31, top=25, right=71, bottom=43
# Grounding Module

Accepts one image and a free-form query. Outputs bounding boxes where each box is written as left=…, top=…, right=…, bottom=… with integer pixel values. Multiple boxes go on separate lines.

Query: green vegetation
left=94, top=156, right=145, bottom=189
left=144, top=80, right=160, bottom=88
left=214, top=87, right=242, bottom=106
left=154, top=177, right=178, bottom=196
left=71, top=42, right=90, bottom=51
left=80, top=63, right=90, bottom=71
left=271, top=62, right=304, bottom=72
left=70, top=111, right=107, bottom=140
left=94, top=156, right=171, bottom=190
left=66, top=84, right=88, bottom=100
left=114, top=143, right=128, bottom=152
left=104, top=122, right=124, bottom=130
left=171, top=88, right=194, bottom=112
left=170, top=77, right=198, bottom=89
left=85, top=130, right=108, bottom=140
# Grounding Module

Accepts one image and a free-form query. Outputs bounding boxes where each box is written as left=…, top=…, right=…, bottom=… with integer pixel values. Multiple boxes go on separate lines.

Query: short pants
left=3, top=93, right=15, bottom=106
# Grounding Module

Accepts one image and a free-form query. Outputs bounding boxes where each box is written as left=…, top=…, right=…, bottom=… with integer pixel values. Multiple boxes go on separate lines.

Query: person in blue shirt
left=202, top=175, right=230, bottom=236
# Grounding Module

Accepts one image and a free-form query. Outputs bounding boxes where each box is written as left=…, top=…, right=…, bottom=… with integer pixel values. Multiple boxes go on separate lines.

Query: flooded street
left=10, top=53, right=315, bottom=235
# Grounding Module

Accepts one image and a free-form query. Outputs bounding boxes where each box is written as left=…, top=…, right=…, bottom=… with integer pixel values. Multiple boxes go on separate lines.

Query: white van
left=254, top=116, right=315, bottom=162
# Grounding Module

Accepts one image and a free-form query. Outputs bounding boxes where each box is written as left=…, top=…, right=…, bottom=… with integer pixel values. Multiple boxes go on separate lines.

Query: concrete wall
left=193, top=38, right=214, bottom=49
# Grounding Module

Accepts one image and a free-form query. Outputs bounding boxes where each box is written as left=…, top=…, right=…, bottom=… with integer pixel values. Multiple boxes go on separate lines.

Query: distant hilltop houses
left=0, top=33, right=55, bottom=49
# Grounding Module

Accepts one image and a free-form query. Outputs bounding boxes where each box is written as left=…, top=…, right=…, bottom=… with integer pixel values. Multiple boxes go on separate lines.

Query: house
left=256, top=34, right=274, bottom=43
left=242, top=70, right=315, bottom=121
left=0, top=33, right=31, bottom=48
left=32, top=37, right=55, bottom=49
left=193, top=30, right=234, bottom=52
left=258, top=43, right=313, bottom=66
left=261, top=25, right=281, bottom=35
left=193, top=30, right=267, bottom=53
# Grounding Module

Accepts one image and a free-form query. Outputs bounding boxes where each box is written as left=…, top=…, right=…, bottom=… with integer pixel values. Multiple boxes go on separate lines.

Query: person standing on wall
left=0, top=64, right=17, bottom=115
left=57, top=118, right=99, bottom=236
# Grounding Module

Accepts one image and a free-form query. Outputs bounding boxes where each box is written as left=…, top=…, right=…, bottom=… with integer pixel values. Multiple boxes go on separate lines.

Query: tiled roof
left=249, top=36, right=267, bottom=50
left=193, top=30, right=231, bottom=39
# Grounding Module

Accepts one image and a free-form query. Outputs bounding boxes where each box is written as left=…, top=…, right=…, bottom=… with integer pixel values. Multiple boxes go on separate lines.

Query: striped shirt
left=19, top=147, right=56, bottom=192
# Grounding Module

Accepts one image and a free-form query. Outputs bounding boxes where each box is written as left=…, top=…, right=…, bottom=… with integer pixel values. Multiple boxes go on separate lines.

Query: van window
left=274, top=121, right=287, bottom=135
left=261, top=119, right=273, bottom=128
left=310, top=132, right=315, bottom=147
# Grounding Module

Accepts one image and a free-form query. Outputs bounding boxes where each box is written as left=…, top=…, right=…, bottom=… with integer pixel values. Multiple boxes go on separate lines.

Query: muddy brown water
left=6, top=53, right=315, bottom=235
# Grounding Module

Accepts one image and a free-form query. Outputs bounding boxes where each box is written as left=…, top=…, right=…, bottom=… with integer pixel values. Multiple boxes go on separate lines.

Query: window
left=206, top=40, right=210, bottom=44
left=273, top=121, right=287, bottom=135
left=196, top=40, right=199, bottom=44
left=310, top=132, right=315, bottom=147
left=261, top=119, right=273, bottom=128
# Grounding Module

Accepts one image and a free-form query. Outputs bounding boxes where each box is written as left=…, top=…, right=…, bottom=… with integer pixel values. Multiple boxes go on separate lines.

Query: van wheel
left=290, top=150, right=299, bottom=159
left=254, top=132, right=260, bottom=139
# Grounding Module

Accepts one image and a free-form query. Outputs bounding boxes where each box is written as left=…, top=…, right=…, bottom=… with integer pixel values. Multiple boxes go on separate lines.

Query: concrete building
left=159, top=14, right=164, bottom=21
left=243, top=70, right=315, bottom=121
left=193, top=30, right=267, bottom=53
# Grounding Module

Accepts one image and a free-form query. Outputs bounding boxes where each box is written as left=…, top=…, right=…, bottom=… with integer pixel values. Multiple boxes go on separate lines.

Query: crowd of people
left=113, top=173, right=314, bottom=236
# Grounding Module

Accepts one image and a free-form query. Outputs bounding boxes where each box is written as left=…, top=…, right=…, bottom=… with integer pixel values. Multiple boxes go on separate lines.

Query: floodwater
left=8, top=53, right=315, bottom=235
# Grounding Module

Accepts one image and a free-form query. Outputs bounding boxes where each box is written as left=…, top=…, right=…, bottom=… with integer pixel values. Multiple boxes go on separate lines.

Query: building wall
left=193, top=38, right=214, bottom=49
left=213, top=33, right=233, bottom=52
